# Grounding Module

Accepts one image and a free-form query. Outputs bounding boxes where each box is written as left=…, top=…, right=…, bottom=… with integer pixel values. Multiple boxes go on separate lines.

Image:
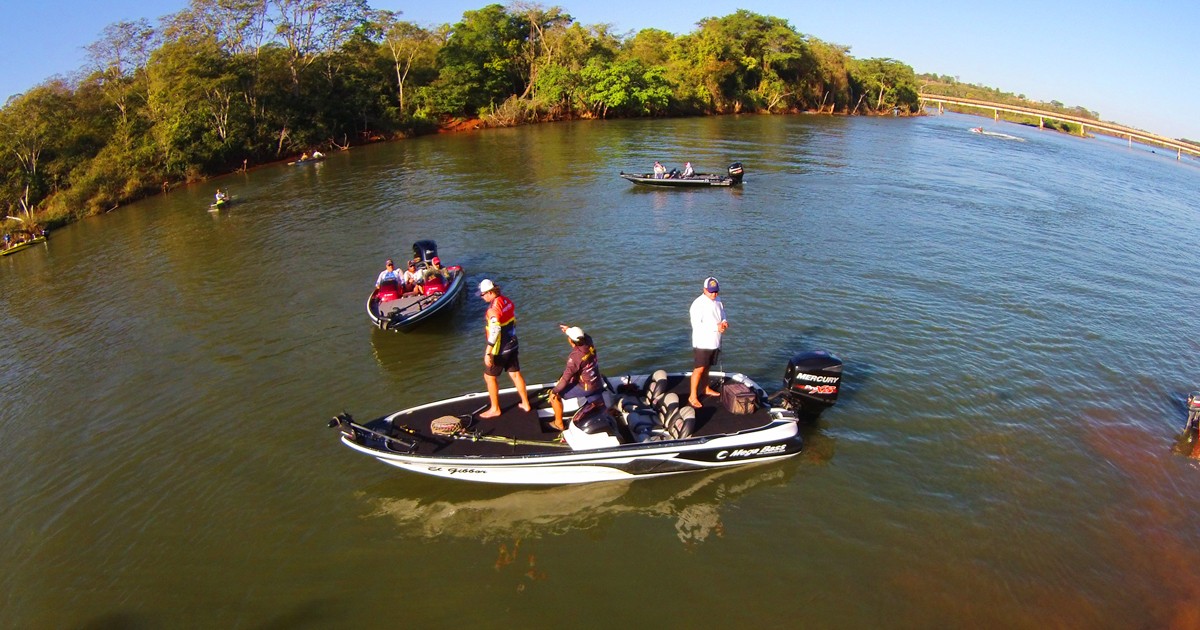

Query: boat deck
left=365, top=374, right=773, bottom=458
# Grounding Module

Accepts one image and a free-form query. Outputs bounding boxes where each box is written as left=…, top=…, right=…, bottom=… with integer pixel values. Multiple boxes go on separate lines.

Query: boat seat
left=666, top=405, right=696, bottom=439
left=643, top=370, right=668, bottom=407
left=563, top=410, right=621, bottom=450
left=377, top=279, right=401, bottom=302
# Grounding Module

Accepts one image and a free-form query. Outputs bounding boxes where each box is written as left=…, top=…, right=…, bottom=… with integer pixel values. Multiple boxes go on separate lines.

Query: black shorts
left=693, top=347, right=720, bottom=368
left=484, top=350, right=521, bottom=376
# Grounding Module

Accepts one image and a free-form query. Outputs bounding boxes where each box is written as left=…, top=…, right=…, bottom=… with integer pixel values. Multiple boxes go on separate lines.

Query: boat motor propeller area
left=779, top=350, right=843, bottom=415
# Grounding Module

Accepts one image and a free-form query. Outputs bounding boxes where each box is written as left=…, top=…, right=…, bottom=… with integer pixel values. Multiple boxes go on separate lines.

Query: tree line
left=0, top=1, right=922, bottom=231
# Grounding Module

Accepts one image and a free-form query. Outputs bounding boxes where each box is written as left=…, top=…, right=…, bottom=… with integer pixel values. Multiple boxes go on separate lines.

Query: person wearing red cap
left=423, top=256, right=448, bottom=283
left=479, top=279, right=531, bottom=418
left=688, top=276, right=728, bottom=408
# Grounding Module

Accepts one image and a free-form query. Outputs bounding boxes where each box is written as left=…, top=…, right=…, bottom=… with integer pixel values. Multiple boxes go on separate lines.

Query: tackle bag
left=720, top=381, right=758, bottom=415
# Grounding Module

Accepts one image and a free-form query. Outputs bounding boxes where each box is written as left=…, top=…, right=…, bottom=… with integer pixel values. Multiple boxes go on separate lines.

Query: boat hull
left=1, top=236, right=47, bottom=256
left=619, top=173, right=739, bottom=187
left=367, top=267, right=465, bottom=330
left=354, top=423, right=801, bottom=484
left=332, top=371, right=805, bottom=485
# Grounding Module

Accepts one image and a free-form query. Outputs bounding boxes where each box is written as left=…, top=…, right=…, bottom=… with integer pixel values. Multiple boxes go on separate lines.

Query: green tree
left=429, top=4, right=524, bottom=116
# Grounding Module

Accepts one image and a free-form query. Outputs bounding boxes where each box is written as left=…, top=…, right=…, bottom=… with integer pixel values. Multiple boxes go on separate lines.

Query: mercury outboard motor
left=727, top=162, right=745, bottom=185
left=779, top=350, right=842, bottom=416
left=412, top=240, right=438, bottom=263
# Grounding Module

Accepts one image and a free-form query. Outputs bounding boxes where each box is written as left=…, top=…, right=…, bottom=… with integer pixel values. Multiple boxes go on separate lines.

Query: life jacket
left=485, top=295, right=518, bottom=355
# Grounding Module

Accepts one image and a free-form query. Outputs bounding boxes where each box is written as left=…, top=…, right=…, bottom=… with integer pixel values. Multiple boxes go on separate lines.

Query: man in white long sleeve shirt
left=689, top=276, right=728, bottom=408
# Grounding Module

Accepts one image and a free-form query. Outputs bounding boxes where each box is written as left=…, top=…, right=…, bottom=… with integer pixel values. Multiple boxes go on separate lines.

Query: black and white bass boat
left=329, top=350, right=842, bottom=484
left=619, top=163, right=744, bottom=187
left=367, top=240, right=465, bottom=331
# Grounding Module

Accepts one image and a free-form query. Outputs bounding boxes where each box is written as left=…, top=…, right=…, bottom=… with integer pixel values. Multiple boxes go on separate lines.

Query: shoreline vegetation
left=1, top=2, right=1186, bottom=239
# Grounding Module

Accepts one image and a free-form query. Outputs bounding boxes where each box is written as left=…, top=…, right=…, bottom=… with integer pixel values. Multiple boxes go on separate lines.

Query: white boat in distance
left=329, top=351, right=842, bottom=485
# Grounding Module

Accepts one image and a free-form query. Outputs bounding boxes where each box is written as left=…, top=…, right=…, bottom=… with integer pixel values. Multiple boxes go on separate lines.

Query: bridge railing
left=918, top=93, right=1200, bottom=159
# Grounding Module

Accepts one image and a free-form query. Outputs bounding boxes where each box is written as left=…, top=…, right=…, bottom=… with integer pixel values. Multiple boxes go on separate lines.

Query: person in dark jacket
left=548, top=324, right=604, bottom=430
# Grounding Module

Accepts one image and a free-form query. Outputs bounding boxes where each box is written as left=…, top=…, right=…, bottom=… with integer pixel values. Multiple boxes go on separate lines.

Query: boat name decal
left=791, top=373, right=839, bottom=384
left=716, top=444, right=787, bottom=460
left=428, top=466, right=486, bottom=475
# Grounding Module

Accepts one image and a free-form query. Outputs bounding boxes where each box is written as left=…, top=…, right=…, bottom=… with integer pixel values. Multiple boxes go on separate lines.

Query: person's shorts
left=556, top=384, right=602, bottom=404
left=693, top=347, right=720, bottom=368
left=484, top=350, right=520, bottom=376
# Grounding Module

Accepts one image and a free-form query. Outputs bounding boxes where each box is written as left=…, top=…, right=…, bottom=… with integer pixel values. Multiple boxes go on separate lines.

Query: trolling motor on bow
left=775, top=350, right=842, bottom=417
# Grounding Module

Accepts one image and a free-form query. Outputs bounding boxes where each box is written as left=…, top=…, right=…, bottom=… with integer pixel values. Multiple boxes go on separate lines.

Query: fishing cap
left=564, top=326, right=585, bottom=342
left=704, top=277, right=719, bottom=293
left=479, top=279, right=497, bottom=295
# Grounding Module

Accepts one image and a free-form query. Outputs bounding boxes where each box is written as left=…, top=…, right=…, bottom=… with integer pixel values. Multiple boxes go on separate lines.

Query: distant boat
left=620, top=162, right=745, bottom=187
left=970, top=127, right=1025, bottom=142
left=1, top=234, right=47, bottom=257
left=288, top=152, right=326, bottom=165
left=209, top=195, right=236, bottom=210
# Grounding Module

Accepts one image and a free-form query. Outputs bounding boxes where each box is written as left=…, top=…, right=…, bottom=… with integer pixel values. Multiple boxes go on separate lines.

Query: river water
left=3, top=112, right=1199, bottom=628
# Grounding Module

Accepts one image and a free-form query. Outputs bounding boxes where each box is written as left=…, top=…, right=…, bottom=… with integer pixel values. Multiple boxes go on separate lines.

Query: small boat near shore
left=1, top=234, right=48, bottom=257
left=367, top=240, right=465, bottom=331
left=329, top=350, right=842, bottom=485
left=288, top=152, right=326, bottom=165
left=620, top=162, right=744, bottom=187
left=209, top=195, right=236, bottom=210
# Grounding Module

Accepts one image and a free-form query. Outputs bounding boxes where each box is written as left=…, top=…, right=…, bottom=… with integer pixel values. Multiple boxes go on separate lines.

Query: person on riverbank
left=479, top=279, right=531, bottom=418
left=547, top=325, right=604, bottom=431
left=689, top=276, right=728, bottom=408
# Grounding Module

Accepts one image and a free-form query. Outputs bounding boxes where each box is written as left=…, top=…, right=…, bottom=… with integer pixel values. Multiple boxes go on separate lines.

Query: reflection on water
left=364, top=462, right=791, bottom=547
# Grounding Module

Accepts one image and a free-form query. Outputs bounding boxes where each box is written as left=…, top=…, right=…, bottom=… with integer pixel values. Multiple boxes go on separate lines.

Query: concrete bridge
left=918, top=93, right=1200, bottom=159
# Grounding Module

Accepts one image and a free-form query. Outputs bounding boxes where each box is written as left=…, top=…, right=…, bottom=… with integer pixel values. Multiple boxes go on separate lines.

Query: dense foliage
left=0, top=1, right=921, bottom=230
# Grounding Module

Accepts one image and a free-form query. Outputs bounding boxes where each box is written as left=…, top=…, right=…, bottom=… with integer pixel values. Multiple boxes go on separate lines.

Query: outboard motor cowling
left=412, top=240, right=438, bottom=263
left=727, top=162, right=745, bottom=184
left=781, top=350, right=842, bottom=415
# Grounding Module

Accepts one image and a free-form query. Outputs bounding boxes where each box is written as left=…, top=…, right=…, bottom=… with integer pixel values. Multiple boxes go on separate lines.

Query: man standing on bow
left=689, top=276, right=728, bottom=408
left=479, top=279, right=532, bottom=418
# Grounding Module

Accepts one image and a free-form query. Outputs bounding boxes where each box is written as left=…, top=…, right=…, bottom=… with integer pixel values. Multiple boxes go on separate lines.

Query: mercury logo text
left=791, top=373, right=839, bottom=383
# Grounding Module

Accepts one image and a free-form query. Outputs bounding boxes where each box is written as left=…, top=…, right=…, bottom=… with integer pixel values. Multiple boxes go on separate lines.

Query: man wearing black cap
left=688, top=276, right=728, bottom=408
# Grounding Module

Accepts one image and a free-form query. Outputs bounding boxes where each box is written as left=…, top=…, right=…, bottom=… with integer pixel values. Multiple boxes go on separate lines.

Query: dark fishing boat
left=620, top=162, right=744, bottom=187
left=329, top=350, right=842, bottom=485
left=367, top=240, right=465, bottom=331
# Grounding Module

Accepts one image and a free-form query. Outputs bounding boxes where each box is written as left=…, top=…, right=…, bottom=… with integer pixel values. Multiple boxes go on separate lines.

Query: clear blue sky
left=3, top=0, right=1197, bottom=140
